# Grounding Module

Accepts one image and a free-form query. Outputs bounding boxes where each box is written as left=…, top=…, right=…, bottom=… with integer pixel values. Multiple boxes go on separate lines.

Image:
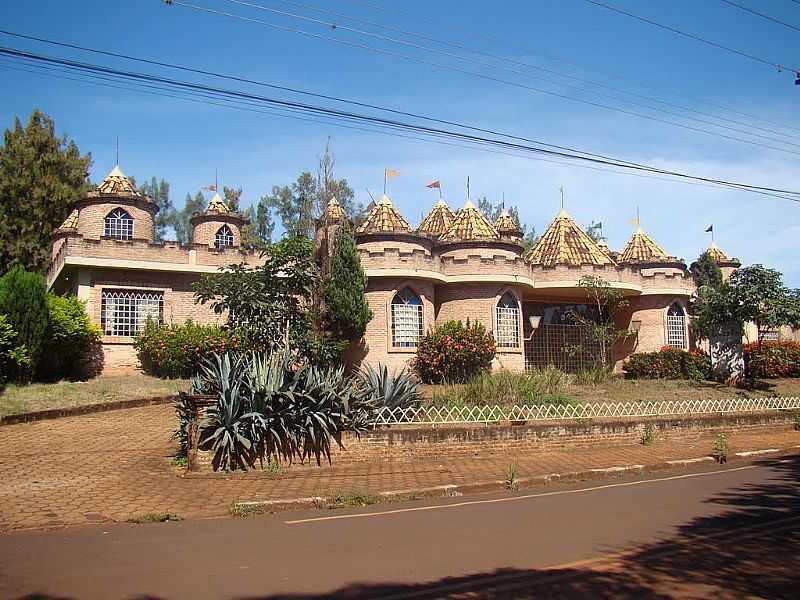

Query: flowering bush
left=744, top=341, right=800, bottom=378
left=623, top=347, right=712, bottom=381
left=135, top=321, right=262, bottom=378
left=411, top=320, right=496, bottom=384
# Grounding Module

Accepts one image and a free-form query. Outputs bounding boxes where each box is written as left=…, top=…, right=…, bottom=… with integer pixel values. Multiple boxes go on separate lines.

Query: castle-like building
left=48, top=164, right=746, bottom=373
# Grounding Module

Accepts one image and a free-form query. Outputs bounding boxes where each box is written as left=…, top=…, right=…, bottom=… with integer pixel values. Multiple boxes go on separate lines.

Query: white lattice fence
left=372, top=397, right=800, bottom=426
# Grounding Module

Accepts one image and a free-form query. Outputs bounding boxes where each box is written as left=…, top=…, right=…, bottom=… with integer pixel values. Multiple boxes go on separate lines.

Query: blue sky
left=1, top=0, right=799, bottom=284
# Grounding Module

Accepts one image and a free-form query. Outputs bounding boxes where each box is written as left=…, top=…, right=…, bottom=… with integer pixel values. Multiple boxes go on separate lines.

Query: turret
left=190, top=192, right=247, bottom=248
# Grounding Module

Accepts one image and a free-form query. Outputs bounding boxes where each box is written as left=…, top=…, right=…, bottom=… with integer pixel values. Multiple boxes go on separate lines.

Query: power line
left=719, top=0, right=800, bottom=33
left=581, top=0, right=800, bottom=73
left=170, top=0, right=800, bottom=156
left=347, top=0, right=800, bottom=134
left=240, top=0, right=800, bottom=145
left=2, top=43, right=798, bottom=201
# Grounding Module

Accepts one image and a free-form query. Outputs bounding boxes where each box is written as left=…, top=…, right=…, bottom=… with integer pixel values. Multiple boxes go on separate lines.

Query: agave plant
left=199, top=379, right=253, bottom=472
left=359, top=363, right=422, bottom=410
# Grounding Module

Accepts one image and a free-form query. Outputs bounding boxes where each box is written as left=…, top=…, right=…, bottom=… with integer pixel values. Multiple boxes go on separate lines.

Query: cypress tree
left=324, top=223, right=372, bottom=340
left=0, top=266, right=49, bottom=380
left=692, top=251, right=723, bottom=290
left=0, top=110, right=91, bottom=273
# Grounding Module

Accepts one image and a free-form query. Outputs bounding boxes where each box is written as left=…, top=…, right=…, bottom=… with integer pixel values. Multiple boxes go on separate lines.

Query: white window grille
left=761, top=330, right=780, bottom=342
left=666, top=303, right=686, bottom=349
left=391, top=287, right=423, bottom=348
left=101, top=290, right=164, bottom=336
left=104, top=208, right=133, bottom=240
left=215, top=225, right=234, bottom=248
left=496, top=292, right=520, bottom=348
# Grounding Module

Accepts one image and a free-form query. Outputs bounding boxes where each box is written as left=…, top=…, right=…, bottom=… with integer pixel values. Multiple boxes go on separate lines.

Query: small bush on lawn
left=39, top=295, right=101, bottom=381
left=412, top=320, right=496, bottom=384
left=744, top=341, right=800, bottom=379
left=623, top=347, right=712, bottom=381
left=135, top=321, right=261, bottom=378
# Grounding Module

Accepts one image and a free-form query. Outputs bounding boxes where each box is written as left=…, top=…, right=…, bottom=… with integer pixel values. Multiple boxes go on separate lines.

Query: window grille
left=101, top=290, right=163, bottom=336
left=391, top=287, right=423, bottom=348
left=761, top=330, right=780, bottom=342
left=104, top=208, right=133, bottom=240
left=496, top=292, right=520, bottom=348
left=666, top=303, right=686, bottom=349
left=215, top=225, right=234, bottom=248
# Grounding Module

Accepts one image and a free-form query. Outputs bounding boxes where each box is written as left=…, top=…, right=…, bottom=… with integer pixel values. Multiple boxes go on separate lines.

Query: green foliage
left=429, top=368, right=576, bottom=407
left=692, top=265, right=800, bottom=342
left=173, top=191, right=207, bottom=245
left=712, top=433, right=729, bottom=464
left=412, top=320, right=496, bottom=384
left=324, top=222, right=372, bottom=340
left=40, top=294, right=101, bottom=381
left=0, top=110, right=91, bottom=273
left=358, top=363, right=422, bottom=410
left=0, top=314, right=23, bottom=385
left=138, top=177, right=173, bottom=242
left=0, top=266, right=49, bottom=380
left=573, top=366, right=615, bottom=386
left=476, top=197, right=538, bottom=250
left=127, top=512, right=182, bottom=524
left=134, top=320, right=255, bottom=379
left=794, top=414, right=800, bottom=431
left=504, top=463, right=520, bottom=491
left=574, top=275, right=630, bottom=366
left=743, top=342, right=800, bottom=378
left=640, top=424, right=655, bottom=446
left=623, top=348, right=712, bottom=381
left=691, top=251, right=723, bottom=290
left=188, top=349, right=373, bottom=471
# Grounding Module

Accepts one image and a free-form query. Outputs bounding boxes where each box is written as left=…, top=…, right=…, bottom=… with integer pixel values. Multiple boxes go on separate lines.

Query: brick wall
left=77, top=200, right=156, bottom=242
left=191, top=215, right=244, bottom=247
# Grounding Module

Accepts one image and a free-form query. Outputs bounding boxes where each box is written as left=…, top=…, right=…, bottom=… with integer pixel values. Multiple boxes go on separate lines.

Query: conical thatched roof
left=322, top=196, right=346, bottom=221
left=495, top=209, right=523, bottom=238
left=439, top=199, right=499, bottom=242
left=56, top=209, right=79, bottom=232
left=618, top=227, right=670, bottom=263
left=356, top=194, right=412, bottom=234
left=417, top=199, right=455, bottom=238
left=525, top=209, right=613, bottom=267
left=96, top=165, right=138, bottom=196
left=206, top=192, right=230, bottom=214
left=706, top=242, right=730, bottom=263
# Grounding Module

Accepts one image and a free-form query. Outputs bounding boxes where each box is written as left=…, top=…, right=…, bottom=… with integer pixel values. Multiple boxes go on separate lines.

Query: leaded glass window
left=666, top=302, right=686, bottom=349
left=391, top=287, right=423, bottom=348
left=104, top=208, right=133, bottom=240
left=101, top=290, right=164, bottom=336
left=215, top=225, right=234, bottom=249
left=496, top=292, right=520, bottom=348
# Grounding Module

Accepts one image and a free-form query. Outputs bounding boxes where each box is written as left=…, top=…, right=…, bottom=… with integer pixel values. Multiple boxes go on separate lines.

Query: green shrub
left=0, top=314, right=21, bottom=385
left=412, top=320, right=496, bottom=384
left=358, top=363, right=422, bottom=410
left=39, top=294, right=101, bottom=381
left=0, top=266, right=49, bottom=381
left=134, top=321, right=261, bottom=378
left=712, top=433, right=729, bottom=464
left=623, top=347, right=712, bottom=381
left=743, top=342, right=800, bottom=378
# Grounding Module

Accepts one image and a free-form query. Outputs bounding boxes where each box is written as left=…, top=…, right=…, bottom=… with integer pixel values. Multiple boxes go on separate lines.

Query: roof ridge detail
left=206, top=192, right=230, bottom=214
left=96, top=164, right=138, bottom=196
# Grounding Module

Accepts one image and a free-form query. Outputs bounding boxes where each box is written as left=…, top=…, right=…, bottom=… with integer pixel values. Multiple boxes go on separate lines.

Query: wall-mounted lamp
left=524, top=315, right=542, bottom=341
left=630, top=320, right=642, bottom=334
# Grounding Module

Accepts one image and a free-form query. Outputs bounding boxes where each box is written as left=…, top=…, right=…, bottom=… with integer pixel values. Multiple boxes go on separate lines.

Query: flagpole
left=467, top=176, right=470, bottom=201
left=383, top=169, right=387, bottom=195
left=439, top=182, right=443, bottom=200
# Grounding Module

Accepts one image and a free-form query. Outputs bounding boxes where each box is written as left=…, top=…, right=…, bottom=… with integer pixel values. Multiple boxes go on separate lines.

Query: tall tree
left=138, top=177, right=174, bottom=242
left=691, top=251, right=723, bottom=290
left=0, top=266, right=49, bottom=381
left=0, top=110, right=91, bottom=273
left=174, top=191, right=207, bottom=245
left=222, top=186, right=242, bottom=212
left=476, top=197, right=538, bottom=251
left=323, top=222, right=372, bottom=341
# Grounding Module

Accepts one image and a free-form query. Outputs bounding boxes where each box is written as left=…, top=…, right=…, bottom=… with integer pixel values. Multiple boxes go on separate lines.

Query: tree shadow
left=235, top=455, right=800, bottom=600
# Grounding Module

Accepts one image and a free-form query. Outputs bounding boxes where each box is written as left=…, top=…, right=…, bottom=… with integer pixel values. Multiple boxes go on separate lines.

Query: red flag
left=426, top=180, right=441, bottom=189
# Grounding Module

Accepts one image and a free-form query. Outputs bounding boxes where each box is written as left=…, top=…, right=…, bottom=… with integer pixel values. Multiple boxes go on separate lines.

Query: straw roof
left=356, top=194, right=412, bottom=234
left=525, top=209, right=614, bottom=267
left=618, top=227, right=670, bottom=263
left=96, top=165, right=138, bottom=196
left=494, top=209, right=523, bottom=238
left=56, top=209, right=79, bottom=232
left=417, top=199, right=455, bottom=238
left=322, top=196, right=346, bottom=221
left=439, top=199, right=499, bottom=242
left=206, top=192, right=230, bottom=214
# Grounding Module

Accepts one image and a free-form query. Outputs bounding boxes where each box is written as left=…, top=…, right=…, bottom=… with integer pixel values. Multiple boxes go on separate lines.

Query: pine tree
left=174, top=191, right=207, bottom=245
left=0, top=110, right=91, bottom=273
left=323, top=222, right=372, bottom=340
left=138, top=177, right=174, bottom=242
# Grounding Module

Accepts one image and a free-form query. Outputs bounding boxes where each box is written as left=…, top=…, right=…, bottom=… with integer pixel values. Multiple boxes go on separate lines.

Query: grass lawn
left=0, top=374, right=188, bottom=417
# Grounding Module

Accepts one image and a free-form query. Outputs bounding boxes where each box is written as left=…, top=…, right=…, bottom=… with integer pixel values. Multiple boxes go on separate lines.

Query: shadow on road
left=17, top=456, right=800, bottom=600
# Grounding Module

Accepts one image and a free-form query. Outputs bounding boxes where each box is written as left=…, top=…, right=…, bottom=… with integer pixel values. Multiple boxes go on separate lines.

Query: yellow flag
left=385, top=168, right=400, bottom=179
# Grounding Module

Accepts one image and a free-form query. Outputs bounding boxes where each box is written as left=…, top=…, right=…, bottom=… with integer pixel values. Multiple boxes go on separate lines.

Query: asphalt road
left=2, top=455, right=798, bottom=600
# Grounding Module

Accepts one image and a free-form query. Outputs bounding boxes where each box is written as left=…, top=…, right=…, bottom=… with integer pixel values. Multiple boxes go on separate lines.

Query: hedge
left=744, top=341, right=800, bottom=379
left=623, top=347, right=712, bottom=381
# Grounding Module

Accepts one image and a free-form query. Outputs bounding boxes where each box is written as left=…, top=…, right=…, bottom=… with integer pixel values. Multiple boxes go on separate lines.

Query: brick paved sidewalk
left=1, top=405, right=798, bottom=532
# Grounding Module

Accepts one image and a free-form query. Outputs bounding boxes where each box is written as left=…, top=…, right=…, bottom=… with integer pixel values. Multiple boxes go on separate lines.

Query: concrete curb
left=230, top=444, right=799, bottom=515
left=0, top=395, right=176, bottom=426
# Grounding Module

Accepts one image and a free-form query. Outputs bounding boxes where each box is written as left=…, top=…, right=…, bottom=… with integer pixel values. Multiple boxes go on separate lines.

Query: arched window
left=666, top=302, right=687, bottom=349
left=104, top=208, right=133, bottom=240
left=391, top=287, right=423, bottom=348
left=496, top=292, right=520, bottom=348
left=214, top=225, right=234, bottom=249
